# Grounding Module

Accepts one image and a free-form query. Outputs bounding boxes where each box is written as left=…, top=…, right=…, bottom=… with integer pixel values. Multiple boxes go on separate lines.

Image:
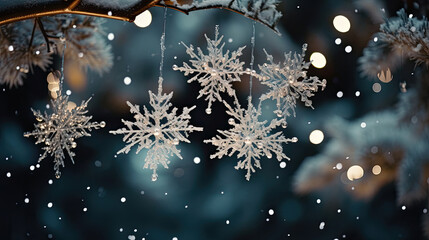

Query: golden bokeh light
left=372, top=165, right=382, bottom=175
left=309, top=130, right=324, bottom=144
left=310, top=52, right=327, bottom=68
left=333, top=15, right=351, bottom=33
left=134, top=10, right=152, bottom=28
left=347, top=165, right=364, bottom=181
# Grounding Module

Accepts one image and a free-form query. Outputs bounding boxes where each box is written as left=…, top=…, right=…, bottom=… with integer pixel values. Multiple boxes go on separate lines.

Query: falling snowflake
left=24, top=87, right=105, bottom=178
left=173, top=25, right=259, bottom=114
left=259, top=44, right=326, bottom=121
left=110, top=78, right=203, bottom=181
left=204, top=97, right=297, bottom=180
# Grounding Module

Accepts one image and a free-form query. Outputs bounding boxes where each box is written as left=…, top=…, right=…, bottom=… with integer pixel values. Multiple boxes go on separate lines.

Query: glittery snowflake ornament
left=110, top=77, right=203, bottom=181
left=173, top=25, right=260, bottom=114
left=24, top=72, right=105, bottom=178
left=204, top=97, right=297, bottom=180
left=259, top=44, right=327, bottom=121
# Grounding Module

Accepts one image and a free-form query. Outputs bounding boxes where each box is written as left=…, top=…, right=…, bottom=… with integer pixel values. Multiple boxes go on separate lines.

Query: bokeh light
left=372, top=83, right=382, bottom=93
left=372, top=165, right=382, bottom=175
left=310, top=52, right=327, bottom=68
left=309, top=130, right=324, bottom=144
left=347, top=165, right=364, bottom=181
left=333, top=15, right=351, bottom=32
left=134, top=10, right=152, bottom=28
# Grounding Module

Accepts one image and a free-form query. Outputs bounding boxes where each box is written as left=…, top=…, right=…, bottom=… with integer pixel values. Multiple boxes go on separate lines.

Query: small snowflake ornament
left=259, top=44, right=327, bottom=121
left=110, top=77, right=203, bottom=181
left=24, top=72, right=105, bottom=178
left=173, top=25, right=260, bottom=114
left=204, top=97, right=297, bottom=180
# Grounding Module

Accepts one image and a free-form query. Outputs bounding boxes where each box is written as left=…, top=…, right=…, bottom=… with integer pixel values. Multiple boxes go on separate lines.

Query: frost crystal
left=204, top=97, right=297, bottom=180
left=110, top=78, right=203, bottom=181
left=259, top=44, right=327, bottom=121
left=24, top=89, right=105, bottom=178
left=173, top=25, right=259, bottom=114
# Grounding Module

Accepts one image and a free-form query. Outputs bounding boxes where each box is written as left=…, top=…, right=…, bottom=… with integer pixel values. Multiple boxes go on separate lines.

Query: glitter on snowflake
left=259, top=44, right=326, bottom=121
left=173, top=25, right=260, bottom=114
left=204, top=97, right=297, bottom=180
left=24, top=86, right=105, bottom=178
left=109, top=77, right=203, bottom=181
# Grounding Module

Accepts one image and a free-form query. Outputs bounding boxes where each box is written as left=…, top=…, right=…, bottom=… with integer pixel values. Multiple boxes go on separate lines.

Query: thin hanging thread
left=60, top=36, right=66, bottom=95
left=158, top=6, right=168, bottom=89
left=249, top=21, right=256, bottom=99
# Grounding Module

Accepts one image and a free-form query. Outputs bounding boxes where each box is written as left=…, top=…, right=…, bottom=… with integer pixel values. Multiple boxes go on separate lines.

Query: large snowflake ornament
left=173, top=25, right=260, bottom=114
left=110, top=78, right=203, bottom=181
left=204, top=97, right=297, bottom=180
left=259, top=44, right=327, bottom=121
left=24, top=85, right=105, bottom=178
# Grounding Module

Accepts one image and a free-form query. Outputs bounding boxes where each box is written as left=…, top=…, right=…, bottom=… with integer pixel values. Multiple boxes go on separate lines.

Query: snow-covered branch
left=0, top=0, right=282, bottom=32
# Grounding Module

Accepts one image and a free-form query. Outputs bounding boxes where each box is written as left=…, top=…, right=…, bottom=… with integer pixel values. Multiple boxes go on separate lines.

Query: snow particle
left=8, top=45, right=14, bottom=51
left=336, top=163, right=343, bottom=170
left=6, top=172, right=11, bottom=178
left=402, top=205, right=406, bottom=210
left=268, top=209, right=275, bottom=215
left=279, top=162, right=287, bottom=168
left=226, top=220, right=230, bottom=224
left=335, top=38, right=342, bottom=45
left=48, top=179, right=53, bottom=185
left=360, top=122, right=366, bottom=128
left=124, top=77, right=132, bottom=85
left=345, top=46, right=352, bottom=53
left=193, top=157, right=201, bottom=164
left=319, top=222, right=325, bottom=230
left=373, top=37, right=378, bottom=42
left=355, top=91, right=360, bottom=97
left=337, top=91, right=343, bottom=98
left=172, top=237, right=178, bottom=240
left=66, top=90, right=72, bottom=96
left=47, top=202, right=53, bottom=208
left=121, top=197, right=126, bottom=203
left=107, top=33, right=115, bottom=41
left=24, top=198, right=30, bottom=203
left=83, top=207, right=87, bottom=212
left=316, top=199, right=321, bottom=204
left=30, top=165, right=35, bottom=171
left=424, top=208, right=427, bottom=214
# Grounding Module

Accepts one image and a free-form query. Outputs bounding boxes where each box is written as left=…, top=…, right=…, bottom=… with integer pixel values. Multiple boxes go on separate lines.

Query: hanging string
left=59, top=35, right=66, bottom=95
left=158, top=6, right=168, bottom=90
left=249, top=21, right=256, bottom=99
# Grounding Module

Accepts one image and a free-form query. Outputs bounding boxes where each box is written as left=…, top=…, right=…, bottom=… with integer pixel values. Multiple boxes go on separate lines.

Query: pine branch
left=0, top=0, right=282, bottom=33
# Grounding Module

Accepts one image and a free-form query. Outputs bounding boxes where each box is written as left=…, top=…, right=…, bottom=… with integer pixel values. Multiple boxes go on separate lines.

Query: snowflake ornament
left=110, top=78, right=203, bottom=181
left=259, top=44, right=327, bottom=121
left=204, top=97, right=297, bottom=180
left=24, top=72, right=105, bottom=178
left=173, top=25, right=260, bottom=114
